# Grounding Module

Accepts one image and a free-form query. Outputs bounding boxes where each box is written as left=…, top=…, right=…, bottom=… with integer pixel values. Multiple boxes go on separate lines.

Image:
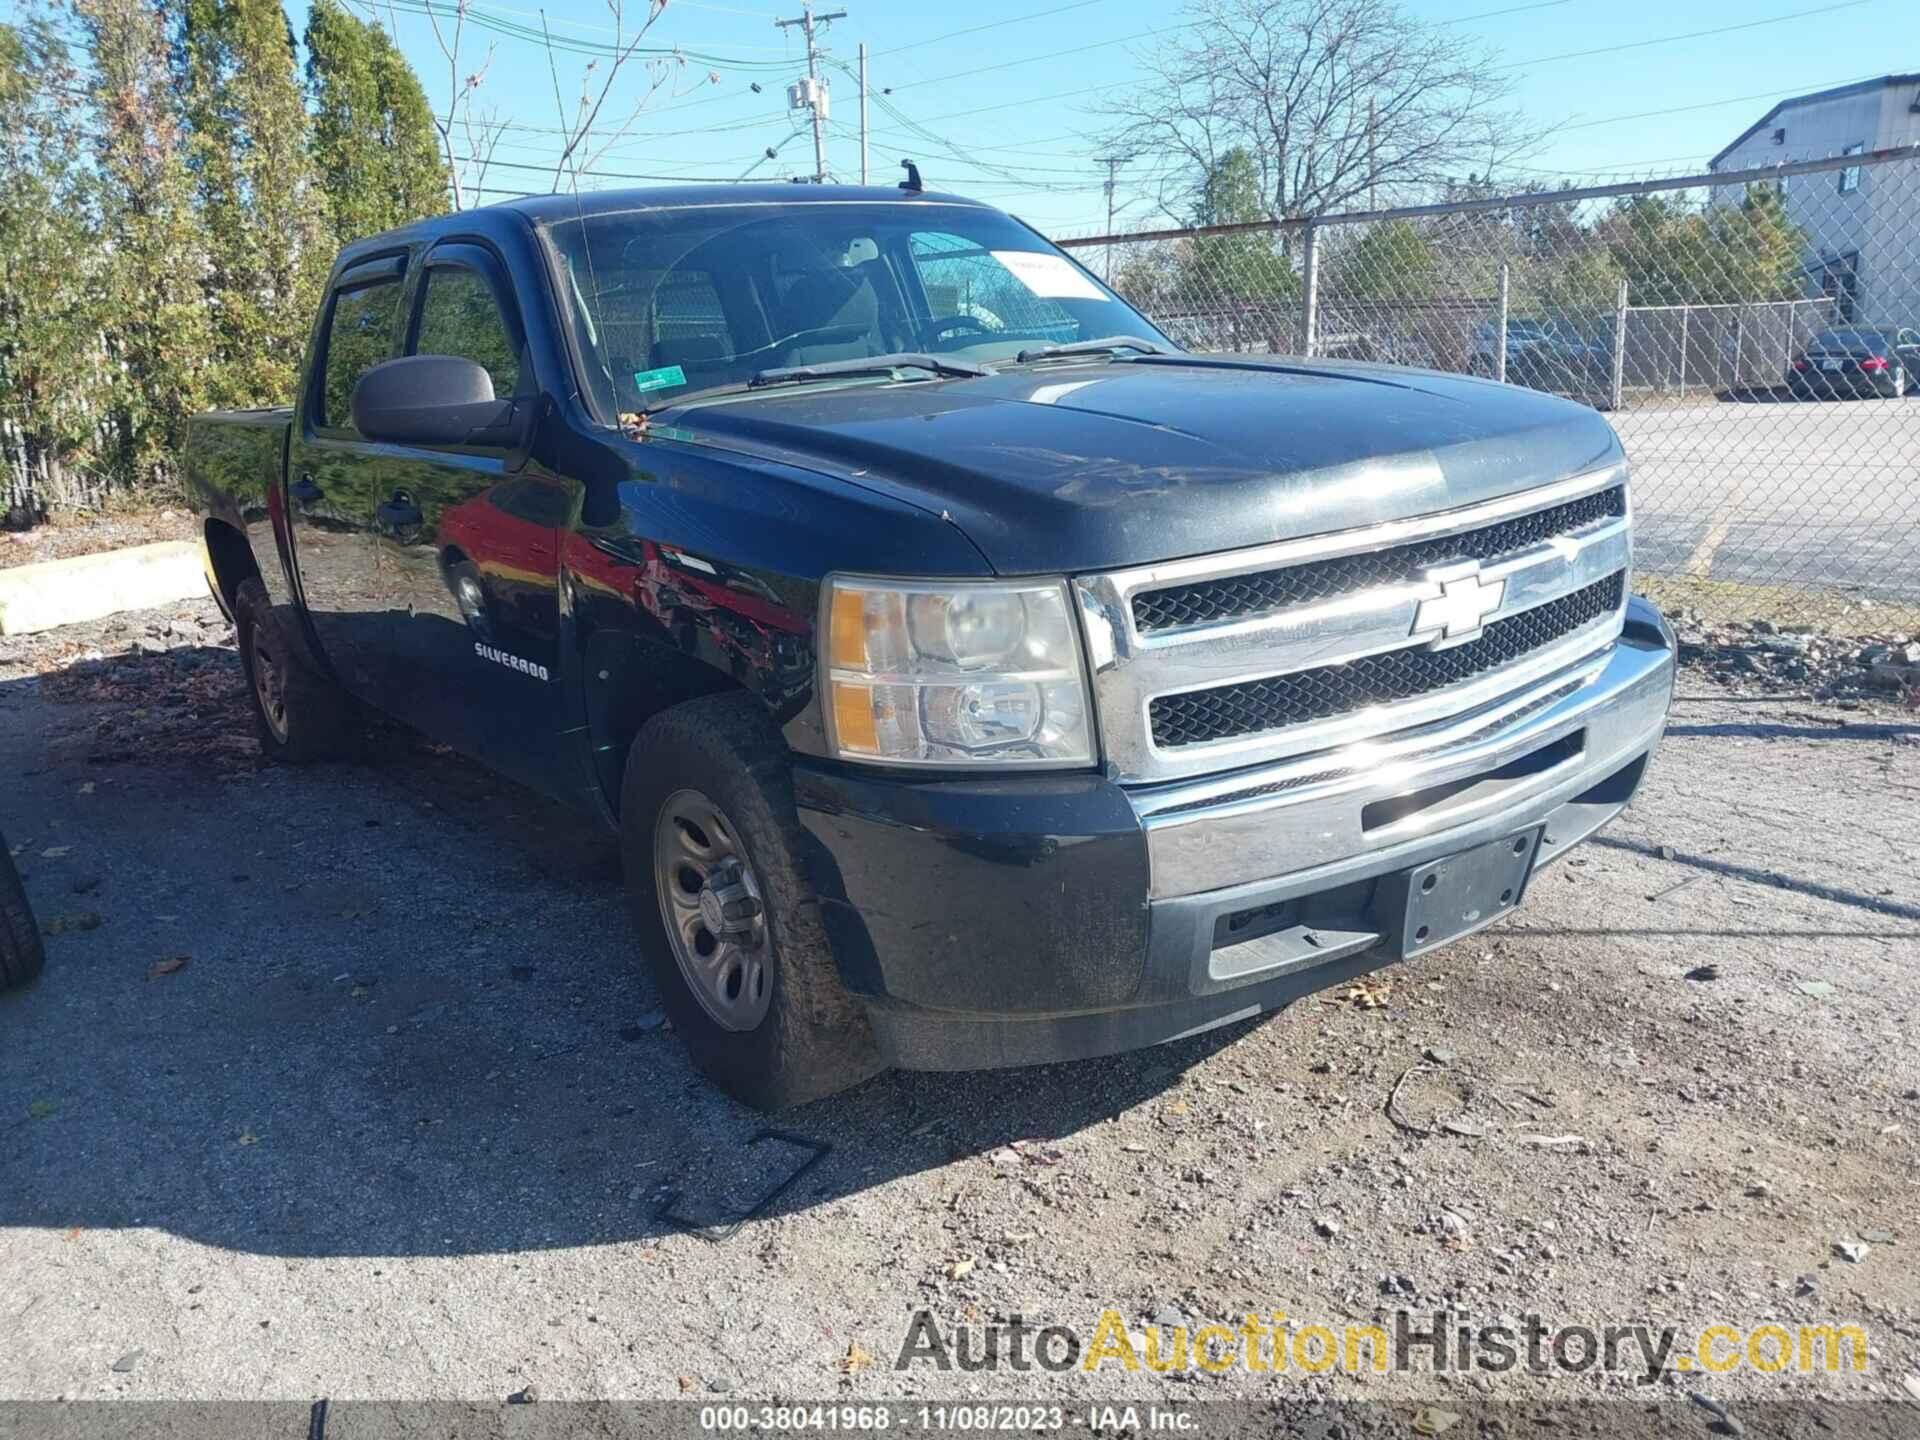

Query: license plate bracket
left=1373, top=828, right=1543, bottom=960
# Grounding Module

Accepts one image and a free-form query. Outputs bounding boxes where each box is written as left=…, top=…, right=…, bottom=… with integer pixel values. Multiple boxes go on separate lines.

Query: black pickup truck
left=185, top=182, right=1674, bottom=1108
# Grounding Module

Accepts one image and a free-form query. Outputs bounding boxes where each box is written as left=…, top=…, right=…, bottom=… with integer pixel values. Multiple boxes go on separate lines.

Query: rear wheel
left=0, top=831, right=46, bottom=992
left=235, top=579, right=358, bottom=763
left=621, top=692, right=882, bottom=1110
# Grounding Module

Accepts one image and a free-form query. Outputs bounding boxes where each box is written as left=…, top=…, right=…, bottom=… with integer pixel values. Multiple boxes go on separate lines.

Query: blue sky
left=66, top=0, right=1920, bottom=233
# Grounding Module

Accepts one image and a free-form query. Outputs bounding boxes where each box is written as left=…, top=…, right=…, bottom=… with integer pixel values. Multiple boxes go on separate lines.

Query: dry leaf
left=944, top=1257, right=975, bottom=1281
left=1413, top=1408, right=1461, bottom=1436
left=1165, top=1099, right=1190, bottom=1118
left=1343, top=979, right=1392, bottom=1009
left=841, top=1341, right=874, bottom=1374
left=148, top=956, right=190, bottom=979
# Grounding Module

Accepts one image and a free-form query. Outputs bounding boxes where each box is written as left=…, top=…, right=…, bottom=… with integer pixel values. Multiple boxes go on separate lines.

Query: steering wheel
left=928, top=315, right=997, bottom=345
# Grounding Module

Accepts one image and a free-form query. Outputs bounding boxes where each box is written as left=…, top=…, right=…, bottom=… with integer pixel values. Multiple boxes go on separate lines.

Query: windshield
left=538, top=200, right=1173, bottom=418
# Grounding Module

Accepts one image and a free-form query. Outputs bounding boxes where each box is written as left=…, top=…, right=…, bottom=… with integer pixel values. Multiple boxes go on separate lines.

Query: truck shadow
left=0, top=644, right=1258, bottom=1261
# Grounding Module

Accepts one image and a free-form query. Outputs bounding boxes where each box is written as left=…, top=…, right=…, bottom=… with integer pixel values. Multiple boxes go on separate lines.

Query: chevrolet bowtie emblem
left=1411, top=561, right=1505, bottom=649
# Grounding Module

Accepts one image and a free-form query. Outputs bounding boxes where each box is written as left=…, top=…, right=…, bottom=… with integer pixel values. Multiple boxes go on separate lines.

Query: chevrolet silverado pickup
left=184, top=181, right=1674, bottom=1108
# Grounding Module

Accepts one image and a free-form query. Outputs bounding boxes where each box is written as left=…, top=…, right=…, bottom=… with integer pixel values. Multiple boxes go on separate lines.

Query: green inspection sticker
left=632, top=364, right=687, bottom=393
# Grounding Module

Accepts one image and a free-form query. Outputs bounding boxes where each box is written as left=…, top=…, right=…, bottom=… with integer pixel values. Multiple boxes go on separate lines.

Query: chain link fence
left=1060, top=147, right=1920, bottom=633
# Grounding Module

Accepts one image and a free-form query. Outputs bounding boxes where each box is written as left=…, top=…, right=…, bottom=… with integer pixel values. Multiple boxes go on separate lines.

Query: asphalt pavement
left=1616, top=391, right=1920, bottom=603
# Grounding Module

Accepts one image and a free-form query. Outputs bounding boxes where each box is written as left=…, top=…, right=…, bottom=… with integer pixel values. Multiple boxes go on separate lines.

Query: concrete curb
left=0, top=541, right=206, bottom=636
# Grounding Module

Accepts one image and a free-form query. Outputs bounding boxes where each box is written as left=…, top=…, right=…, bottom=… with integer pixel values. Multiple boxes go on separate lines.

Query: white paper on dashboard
left=991, top=250, right=1106, bottom=301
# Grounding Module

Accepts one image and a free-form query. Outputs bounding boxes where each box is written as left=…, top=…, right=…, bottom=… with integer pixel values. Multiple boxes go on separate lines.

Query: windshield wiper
left=1009, top=335, right=1170, bottom=364
left=639, top=353, right=986, bottom=415
left=751, top=353, right=989, bottom=386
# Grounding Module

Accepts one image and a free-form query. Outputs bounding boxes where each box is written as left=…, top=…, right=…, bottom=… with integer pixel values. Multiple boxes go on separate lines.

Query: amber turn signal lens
left=830, top=680, right=879, bottom=754
left=829, top=587, right=868, bottom=670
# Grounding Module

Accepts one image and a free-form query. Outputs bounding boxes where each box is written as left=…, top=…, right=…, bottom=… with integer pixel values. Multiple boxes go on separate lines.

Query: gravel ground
left=2, top=598, right=1917, bottom=1414
left=0, top=509, right=198, bottom=571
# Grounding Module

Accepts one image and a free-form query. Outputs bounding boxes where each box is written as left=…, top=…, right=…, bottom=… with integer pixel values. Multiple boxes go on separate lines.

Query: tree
left=1330, top=219, right=1436, bottom=301
left=1099, top=0, right=1534, bottom=224
left=1537, top=247, right=1624, bottom=318
left=1605, top=185, right=1807, bottom=306
left=76, top=0, right=215, bottom=488
left=0, top=16, right=111, bottom=519
left=306, top=0, right=448, bottom=243
left=178, top=0, right=334, bottom=407
left=1180, top=148, right=1296, bottom=304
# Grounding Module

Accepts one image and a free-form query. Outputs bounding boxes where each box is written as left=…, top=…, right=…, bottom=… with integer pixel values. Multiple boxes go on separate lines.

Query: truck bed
left=183, top=407, right=292, bottom=524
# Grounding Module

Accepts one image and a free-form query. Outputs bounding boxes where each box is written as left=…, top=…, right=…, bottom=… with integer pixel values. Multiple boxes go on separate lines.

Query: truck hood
left=664, top=356, right=1624, bottom=575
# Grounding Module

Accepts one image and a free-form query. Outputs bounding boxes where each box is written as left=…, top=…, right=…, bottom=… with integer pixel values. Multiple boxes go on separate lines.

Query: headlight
left=822, top=576, right=1094, bottom=767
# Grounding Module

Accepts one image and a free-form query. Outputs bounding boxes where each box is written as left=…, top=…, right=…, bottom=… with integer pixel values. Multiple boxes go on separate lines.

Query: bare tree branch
left=421, top=0, right=495, bottom=208
left=545, top=0, right=674, bottom=192
left=1097, top=0, right=1541, bottom=225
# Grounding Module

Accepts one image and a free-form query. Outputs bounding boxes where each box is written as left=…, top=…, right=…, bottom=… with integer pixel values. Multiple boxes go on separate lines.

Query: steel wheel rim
left=653, top=788, right=771, bottom=1032
left=250, top=628, right=290, bottom=742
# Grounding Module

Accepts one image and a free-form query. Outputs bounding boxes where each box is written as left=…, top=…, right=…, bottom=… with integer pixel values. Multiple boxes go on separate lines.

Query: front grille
left=1132, top=485, right=1626, bottom=633
left=1150, top=572, right=1624, bottom=749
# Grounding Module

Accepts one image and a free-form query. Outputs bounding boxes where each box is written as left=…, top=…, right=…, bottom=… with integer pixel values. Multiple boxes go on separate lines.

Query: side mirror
left=351, top=354, right=523, bottom=447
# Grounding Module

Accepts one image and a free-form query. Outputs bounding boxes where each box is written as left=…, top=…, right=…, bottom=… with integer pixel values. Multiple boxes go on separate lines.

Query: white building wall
left=1710, top=82, right=1920, bottom=325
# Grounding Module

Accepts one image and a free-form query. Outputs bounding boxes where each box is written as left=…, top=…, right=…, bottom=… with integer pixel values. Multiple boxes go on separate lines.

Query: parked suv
left=185, top=183, right=1674, bottom=1107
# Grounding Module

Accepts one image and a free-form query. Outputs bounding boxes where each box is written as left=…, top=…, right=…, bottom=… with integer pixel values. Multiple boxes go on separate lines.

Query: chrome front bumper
left=1131, top=600, right=1675, bottom=900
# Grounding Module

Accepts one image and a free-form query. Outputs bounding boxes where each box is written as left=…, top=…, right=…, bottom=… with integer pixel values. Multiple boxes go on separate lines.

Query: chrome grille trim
left=1073, top=462, right=1631, bottom=784
left=1150, top=572, right=1624, bottom=748
left=1133, top=485, right=1627, bottom=633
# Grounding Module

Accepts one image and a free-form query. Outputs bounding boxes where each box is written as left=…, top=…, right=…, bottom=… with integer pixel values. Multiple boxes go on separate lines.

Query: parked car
left=183, top=182, right=1675, bottom=1108
left=1468, top=319, right=1613, bottom=405
left=1, top=829, right=47, bottom=991
left=1466, top=317, right=1560, bottom=376
left=1508, top=332, right=1613, bottom=400
left=1787, top=327, right=1920, bottom=398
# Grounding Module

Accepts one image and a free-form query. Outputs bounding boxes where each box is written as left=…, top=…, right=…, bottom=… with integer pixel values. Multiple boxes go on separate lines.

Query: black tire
left=621, top=692, right=882, bottom=1110
left=234, top=579, right=358, bottom=763
left=0, top=831, right=46, bottom=992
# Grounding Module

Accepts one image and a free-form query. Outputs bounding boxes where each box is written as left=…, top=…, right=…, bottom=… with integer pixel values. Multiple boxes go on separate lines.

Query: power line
left=1435, top=0, right=1572, bottom=23
left=879, top=21, right=1183, bottom=92
left=1555, top=72, right=1882, bottom=133
left=453, top=152, right=775, bottom=183
left=866, top=0, right=1104, bottom=59
left=1498, top=0, right=1869, bottom=70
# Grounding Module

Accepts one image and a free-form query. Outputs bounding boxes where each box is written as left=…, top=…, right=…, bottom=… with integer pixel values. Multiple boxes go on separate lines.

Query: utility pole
left=1094, top=155, right=1128, bottom=277
left=775, top=2, right=845, bottom=184
left=858, top=42, right=868, bottom=184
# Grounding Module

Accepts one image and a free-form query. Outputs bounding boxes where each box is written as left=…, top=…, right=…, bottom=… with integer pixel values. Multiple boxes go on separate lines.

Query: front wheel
left=621, top=693, right=882, bottom=1110
left=0, top=831, right=46, bottom=991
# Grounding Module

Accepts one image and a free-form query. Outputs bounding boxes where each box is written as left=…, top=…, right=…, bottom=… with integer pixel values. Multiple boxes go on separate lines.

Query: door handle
left=376, top=495, right=424, bottom=529
left=290, top=473, right=323, bottom=505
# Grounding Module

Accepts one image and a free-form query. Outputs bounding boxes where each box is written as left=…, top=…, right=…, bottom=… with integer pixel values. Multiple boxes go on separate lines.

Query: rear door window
left=320, top=280, right=403, bottom=431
